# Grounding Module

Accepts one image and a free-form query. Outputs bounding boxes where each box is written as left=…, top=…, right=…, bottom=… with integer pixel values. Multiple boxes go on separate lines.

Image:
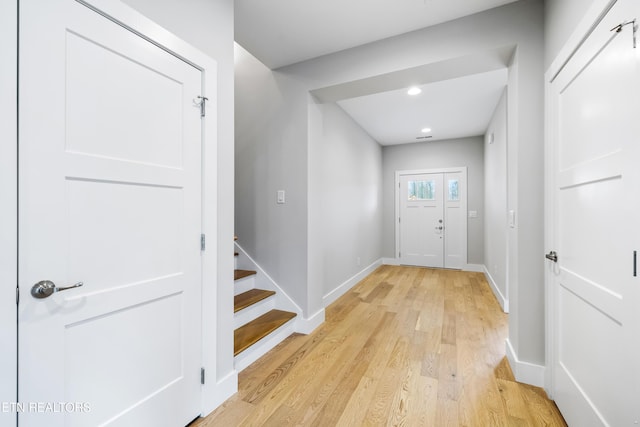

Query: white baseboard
left=322, top=259, right=383, bottom=307
left=201, top=369, right=238, bottom=416
left=296, top=308, right=325, bottom=334
left=505, top=339, right=546, bottom=388
left=382, top=257, right=400, bottom=265
left=483, top=265, right=509, bottom=313
left=464, top=263, right=484, bottom=273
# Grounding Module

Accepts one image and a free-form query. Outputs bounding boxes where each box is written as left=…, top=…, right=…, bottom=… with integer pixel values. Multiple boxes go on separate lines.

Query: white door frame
left=395, top=167, right=468, bottom=269
left=543, top=0, right=618, bottom=397
left=9, top=0, right=219, bottom=422
left=0, top=1, right=18, bottom=425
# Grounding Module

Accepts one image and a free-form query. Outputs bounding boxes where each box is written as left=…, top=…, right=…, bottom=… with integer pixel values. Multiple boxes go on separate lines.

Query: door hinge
left=16, top=287, right=19, bottom=305
left=399, top=252, right=401, bottom=258
left=200, top=234, right=206, bottom=251
left=196, top=96, right=208, bottom=117
left=201, top=367, right=205, bottom=385
left=634, top=250, right=637, bottom=277
left=611, top=19, right=637, bottom=48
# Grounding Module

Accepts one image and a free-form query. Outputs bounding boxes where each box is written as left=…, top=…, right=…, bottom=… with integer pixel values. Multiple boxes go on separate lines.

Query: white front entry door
left=398, top=171, right=466, bottom=269
left=19, top=1, right=203, bottom=426
left=548, top=0, right=640, bottom=424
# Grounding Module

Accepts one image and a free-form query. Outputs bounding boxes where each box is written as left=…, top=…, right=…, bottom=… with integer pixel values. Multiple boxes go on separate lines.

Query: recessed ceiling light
left=407, top=87, right=422, bottom=96
left=421, top=127, right=431, bottom=133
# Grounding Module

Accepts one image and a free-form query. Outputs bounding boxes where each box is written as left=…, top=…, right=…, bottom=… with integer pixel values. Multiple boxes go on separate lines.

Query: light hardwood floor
left=193, top=265, right=566, bottom=426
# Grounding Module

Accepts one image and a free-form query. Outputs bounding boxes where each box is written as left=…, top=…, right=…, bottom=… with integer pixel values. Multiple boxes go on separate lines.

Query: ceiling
left=235, top=0, right=516, bottom=145
left=337, top=69, right=508, bottom=145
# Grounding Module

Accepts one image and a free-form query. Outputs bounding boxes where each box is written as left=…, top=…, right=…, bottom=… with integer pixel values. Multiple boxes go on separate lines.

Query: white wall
left=119, top=0, right=236, bottom=409
left=315, top=103, right=383, bottom=298
left=382, top=137, right=485, bottom=264
left=484, top=90, right=508, bottom=309
left=0, top=1, right=17, bottom=426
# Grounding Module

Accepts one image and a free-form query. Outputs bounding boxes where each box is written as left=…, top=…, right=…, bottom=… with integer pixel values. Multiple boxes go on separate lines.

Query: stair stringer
left=234, top=242, right=303, bottom=323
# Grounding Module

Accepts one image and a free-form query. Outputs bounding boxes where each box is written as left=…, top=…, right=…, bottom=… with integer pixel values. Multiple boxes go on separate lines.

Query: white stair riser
left=234, top=319, right=296, bottom=372
left=234, top=276, right=255, bottom=295
left=234, top=296, right=275, bottom=329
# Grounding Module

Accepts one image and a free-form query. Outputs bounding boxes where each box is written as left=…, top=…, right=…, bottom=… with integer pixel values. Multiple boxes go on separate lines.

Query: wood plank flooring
left=194, top=265, right=567, bottom=426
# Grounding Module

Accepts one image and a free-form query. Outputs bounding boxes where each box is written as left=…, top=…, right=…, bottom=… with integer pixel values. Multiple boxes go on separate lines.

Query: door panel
left=19, top=1, right=202, bottom=426
left=65, top=30, right=184, bottom=168
left=400, top=174, right=444, bottom=267
left=549, top=0, right=640, bottom=424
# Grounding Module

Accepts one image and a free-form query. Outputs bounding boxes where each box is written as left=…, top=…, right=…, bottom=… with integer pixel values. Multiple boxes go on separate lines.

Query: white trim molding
left=483, top=266, right=509, bottom=313
left=234, top=242, right=323, bottom=335
left=506, top=339, right=546, bottom=388
left=201, top=370, right=238, bottom=416
left=235, top=242, right=304, bottom=317
left=546, top=0, right=618, bottom=82
left=464, top=264, right=485, bottom=273
left=297, top=308, right=326, bottom=334
left=0, top=1, right=17, bottom=426
left=323, top=259, right=383, bottom=307
left=395, top=167, right=468, bottom=269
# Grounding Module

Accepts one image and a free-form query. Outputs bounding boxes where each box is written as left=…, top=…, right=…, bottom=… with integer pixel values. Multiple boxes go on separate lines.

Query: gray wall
left=236, top=0, right=545, bottom=367
left=544, top=0, right=598, bottom=68
left=284, top=0, right=545, bottom=367
left=484, top=90, right=508, bottom=305
left=315, top=103, right=383, bottom=298
left=235, top=45, right=384, bottom=316
left=121, top=0, right=236, bottom=400
left=382, top=137, right=485, bottom=264
left=234, top=45, right=311, bottom=315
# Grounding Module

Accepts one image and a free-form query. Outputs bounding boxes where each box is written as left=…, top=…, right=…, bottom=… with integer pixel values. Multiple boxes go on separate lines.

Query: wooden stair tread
left=234, top=309, right=296, bottom=356
left=234, top=289, right=276, bottom=313
left=234, top=269, right=256, bottom=281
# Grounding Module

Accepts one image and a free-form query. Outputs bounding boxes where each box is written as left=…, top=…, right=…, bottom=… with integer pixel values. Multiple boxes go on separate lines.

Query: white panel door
left=548, top=0, right=640, bottom=424
left=444, top=172, right=463, bottom=269
left=400, top=173, right=444, bottom=267
left=19, top=1, right=203, bottom=426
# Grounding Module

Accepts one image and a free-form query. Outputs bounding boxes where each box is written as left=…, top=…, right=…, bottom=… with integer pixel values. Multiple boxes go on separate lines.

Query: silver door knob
left=31, top=280, right=84, bottom=299
left=545, top=251, right=558, bottom=263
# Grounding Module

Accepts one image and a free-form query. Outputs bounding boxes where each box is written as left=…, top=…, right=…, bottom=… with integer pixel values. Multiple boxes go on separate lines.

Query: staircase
left=233, top=237, right=298, bottom=371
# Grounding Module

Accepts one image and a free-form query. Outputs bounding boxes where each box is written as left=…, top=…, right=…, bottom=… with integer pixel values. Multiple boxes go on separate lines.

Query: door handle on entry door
left=31, top=280, right=84, bottom=299
left=545, top=251, right=558, bottom=263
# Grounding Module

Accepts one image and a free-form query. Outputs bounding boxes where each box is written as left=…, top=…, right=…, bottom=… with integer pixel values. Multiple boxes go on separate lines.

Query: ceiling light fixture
left=421, top=127, right=431, bottom=133
left=407, top=87, right=422, bottom=96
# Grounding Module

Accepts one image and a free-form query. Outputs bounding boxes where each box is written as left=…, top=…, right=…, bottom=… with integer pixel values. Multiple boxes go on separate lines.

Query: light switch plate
left=509, top=210, right=516, bottom=228
left=468, top=210, right=478, bottom=218
left=277, top=190, right=285, bottom=204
